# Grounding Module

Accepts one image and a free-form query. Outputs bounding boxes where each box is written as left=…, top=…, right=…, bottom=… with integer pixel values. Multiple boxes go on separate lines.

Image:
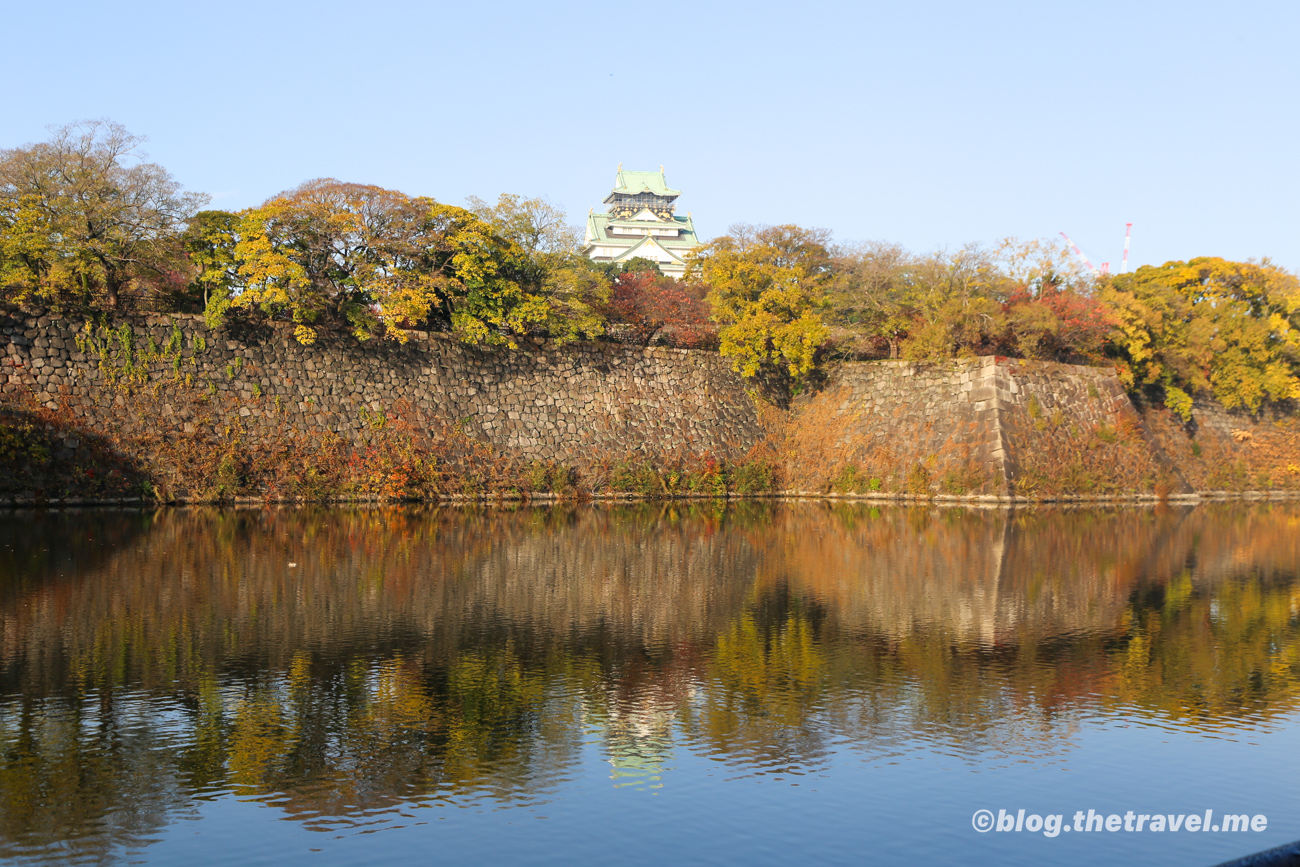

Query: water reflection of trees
left=2, top=502, right=1299, bottom=861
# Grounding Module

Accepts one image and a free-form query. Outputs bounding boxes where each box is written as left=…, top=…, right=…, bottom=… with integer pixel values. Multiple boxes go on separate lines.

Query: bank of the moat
left=2, top=307, right=1298, bottom=504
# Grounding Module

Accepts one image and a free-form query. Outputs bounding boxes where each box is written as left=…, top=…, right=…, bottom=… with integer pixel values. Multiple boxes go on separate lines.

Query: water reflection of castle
left=603, top=692, right=679, bottom=790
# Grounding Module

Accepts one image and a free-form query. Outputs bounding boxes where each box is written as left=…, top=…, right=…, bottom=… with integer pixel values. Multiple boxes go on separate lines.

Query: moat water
left=2, top=503, right=1299, bottom=866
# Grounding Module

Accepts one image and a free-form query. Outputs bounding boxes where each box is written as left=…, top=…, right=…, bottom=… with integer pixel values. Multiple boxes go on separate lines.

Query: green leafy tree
left=181, top=210, right=241, bottom=319
left=688, top=224, right=832, bottom=378
left=466, top=193, right=608, bottom=343
left=0, top=193, right=86, bottom=306
left=530, top=252, right=611, bottom=343
left=619, top=257, right=663, bottom=276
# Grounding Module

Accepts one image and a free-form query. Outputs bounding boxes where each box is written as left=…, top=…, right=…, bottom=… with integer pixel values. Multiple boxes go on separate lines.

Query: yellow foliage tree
left=0, top=194, right=88, bottom=305
left=688, top=224, right=831, bottom=378
left=1101, top=258, right=1300, bottom=415
left=232, top=179, right=551, bottom=346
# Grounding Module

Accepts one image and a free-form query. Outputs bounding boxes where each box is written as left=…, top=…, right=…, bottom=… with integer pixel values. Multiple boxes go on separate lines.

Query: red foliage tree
left=1001, top=283, right=1116, bottom=362
left=609, top=272, right=717, bottom=348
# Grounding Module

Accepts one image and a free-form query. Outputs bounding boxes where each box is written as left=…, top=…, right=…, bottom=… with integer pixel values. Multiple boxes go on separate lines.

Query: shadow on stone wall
left=0, top=406, right=150, bottom=502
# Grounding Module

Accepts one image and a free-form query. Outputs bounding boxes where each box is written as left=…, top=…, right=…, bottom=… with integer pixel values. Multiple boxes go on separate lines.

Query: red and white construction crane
left=1059, top=231, right=1099, bottom=276
left=1059, top=223, right=1133, bottom=277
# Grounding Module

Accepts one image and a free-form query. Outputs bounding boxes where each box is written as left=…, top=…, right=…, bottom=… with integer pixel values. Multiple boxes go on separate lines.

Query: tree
left=893, top=245, right=1003, bottom=360
left=688, top=224, right=832, bottom=378
left=0, top=193, right=82, bottom=306
left=0, top=120, right=208, bottom=308
left=825, top=237, right=1111, bottom=363
left=619, top=257, right=663, bottom=276
left=993, top=238, right=1113, bottom=362
left=1001, top=281, right=1114, bottom=362
left=826, top=241, right=916, bottom=358
left=233, top=179, right=412, bottom=342
left=609, top=269, right=715, bottom=348
left=233, top=179, right=550, bottom=346
left=1101, top=258, right=1300, bottom=415
left=181, top=210, right=241, bottom=318
left=466, top=193, right=608, bottom=343
left=464, top=193, right=580, bottom=256
left=529, top=252, right=611, bottom=343
left=826, top=242, right=1004, bottom=361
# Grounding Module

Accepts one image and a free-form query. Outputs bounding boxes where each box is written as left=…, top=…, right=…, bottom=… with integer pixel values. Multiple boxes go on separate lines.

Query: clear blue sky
left=4, top=0, right=1297, bottom=271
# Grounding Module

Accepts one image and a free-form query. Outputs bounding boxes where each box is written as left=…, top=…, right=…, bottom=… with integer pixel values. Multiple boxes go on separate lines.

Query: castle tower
left=581, top=166, right=701, bottom=279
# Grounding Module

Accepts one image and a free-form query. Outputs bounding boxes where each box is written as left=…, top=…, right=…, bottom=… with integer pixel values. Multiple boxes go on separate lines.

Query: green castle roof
left=584, top=212, right=700, bottom=249
left=609, top=235, right=688, bottom=265
left=609, top=168, right=680, bottom=197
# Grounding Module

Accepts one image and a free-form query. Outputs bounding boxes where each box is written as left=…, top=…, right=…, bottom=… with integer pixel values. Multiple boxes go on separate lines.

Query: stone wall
left=991, top=358, right=1148, bottom=486
left=810, top=357, right=1294, bottom=497
left=810, top=358, right=1012, bottom=485
left=803, top=356, right=1158, bottom=494
left=1, top=308, right=769, bottom=465
left=3, top=307, right=1295, bottom=499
